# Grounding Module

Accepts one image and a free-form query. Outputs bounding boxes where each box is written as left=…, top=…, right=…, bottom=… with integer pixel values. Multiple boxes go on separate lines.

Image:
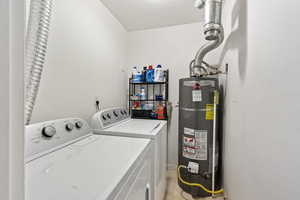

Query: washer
left=25, top=118, right=153, bottom=200
left=91, top=108, right=168, bottom=200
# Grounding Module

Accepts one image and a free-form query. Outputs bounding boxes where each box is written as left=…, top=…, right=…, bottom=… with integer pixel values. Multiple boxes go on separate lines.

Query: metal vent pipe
left=191, top=0, right=224, bottom=77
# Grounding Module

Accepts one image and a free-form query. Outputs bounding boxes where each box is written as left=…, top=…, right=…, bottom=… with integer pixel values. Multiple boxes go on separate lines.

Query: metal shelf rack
left=128, top=70, right=169, bottom=120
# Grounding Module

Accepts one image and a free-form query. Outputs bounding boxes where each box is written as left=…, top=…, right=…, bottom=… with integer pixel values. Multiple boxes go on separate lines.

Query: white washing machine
left=91, top=108, right=168, bottom=200
left=25, top=118, right=153, bottom=200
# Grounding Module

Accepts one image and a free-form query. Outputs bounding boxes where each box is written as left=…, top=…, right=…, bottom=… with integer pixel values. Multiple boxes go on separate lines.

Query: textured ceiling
left=99, top=0, right=204, bottom=31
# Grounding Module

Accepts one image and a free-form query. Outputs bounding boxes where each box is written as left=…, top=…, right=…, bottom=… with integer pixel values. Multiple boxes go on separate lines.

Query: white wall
left=127, top=23, right=218, bottom=168
left=29, top=0, right=128, bottom=123
left=0, top=0, right=24, bottom=199
left=220, top=0, right=300, bottom=199
left=0, top=0, right=10, bottom=197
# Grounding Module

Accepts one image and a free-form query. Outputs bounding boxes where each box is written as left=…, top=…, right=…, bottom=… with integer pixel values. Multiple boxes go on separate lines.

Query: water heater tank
left=178, top=77, right=222, bottom=198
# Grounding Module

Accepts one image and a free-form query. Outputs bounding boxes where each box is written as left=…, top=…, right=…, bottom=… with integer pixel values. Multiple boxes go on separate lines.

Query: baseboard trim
left=167, top=164, right=177, bottom=170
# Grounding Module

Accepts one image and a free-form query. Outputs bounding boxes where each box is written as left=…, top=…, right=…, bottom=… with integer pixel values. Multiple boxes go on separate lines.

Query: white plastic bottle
left=140, top=87, right=146, bottom=100
left=154, top=65, right=165, bottom=82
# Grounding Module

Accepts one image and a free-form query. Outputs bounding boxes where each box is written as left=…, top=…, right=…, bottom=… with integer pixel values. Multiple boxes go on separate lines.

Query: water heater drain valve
left=187, top=162, right=199, bottom=174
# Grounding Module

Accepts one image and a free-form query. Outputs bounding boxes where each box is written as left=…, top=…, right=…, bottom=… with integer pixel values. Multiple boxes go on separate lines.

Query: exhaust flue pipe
left=191, top=0, right=224, bottom=77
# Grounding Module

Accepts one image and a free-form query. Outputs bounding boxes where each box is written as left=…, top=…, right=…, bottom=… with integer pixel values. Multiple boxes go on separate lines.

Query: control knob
left=75, top=121, right=83, bottom=129
left=102, top=115, right=107, bottom=120
left=113, top=111, right=118, bottom=117
left=42, top=126, right=56, bottom=138
left=65, top=123, right=74, bottom=131
left=107, top=114, right=111, bottom=119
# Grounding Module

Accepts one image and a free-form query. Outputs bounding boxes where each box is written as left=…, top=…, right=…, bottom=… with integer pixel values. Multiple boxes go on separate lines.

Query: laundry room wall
left=28, top=0, right=128, bottom=123
left=0, top=0, right=24, bottom=199
left=126, top=23, right=222, bottom=168
left=220, top=0, right=300, bottom=199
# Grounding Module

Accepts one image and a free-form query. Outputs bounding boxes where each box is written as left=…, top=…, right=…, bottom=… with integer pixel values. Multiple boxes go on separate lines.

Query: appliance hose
left=25, top=0, right=53, bottom=125
left=177, top=165, right=224, bottom=194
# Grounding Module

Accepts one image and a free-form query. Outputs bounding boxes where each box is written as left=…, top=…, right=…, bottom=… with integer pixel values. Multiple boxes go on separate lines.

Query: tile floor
left=164, top=170, right=225, bottom=200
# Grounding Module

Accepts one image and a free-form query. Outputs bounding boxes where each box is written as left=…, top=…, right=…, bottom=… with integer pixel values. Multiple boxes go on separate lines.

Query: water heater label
left=206, top=104, right=214, bottom=120
left=183, top=136, right=196, bottom=147
left=192, top=90, right=202, bottom=102
left=184, top=127, right=195, bottom=136
left=183, top=129, right=207, bottom=160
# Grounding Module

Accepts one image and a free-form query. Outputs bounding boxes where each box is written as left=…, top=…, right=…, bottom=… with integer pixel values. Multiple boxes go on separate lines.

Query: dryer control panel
left=91, top=107, right=130, bottom=129
left=25, top=118, right=91, bottom=162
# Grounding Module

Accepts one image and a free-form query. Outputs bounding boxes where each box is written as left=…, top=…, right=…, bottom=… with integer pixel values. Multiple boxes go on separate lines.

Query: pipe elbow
left=194, top=26, right=224, bottom=67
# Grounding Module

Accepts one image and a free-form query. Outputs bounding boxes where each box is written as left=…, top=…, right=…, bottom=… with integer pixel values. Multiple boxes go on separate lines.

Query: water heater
left=178, top=0, right=225, bottom=196
left=178, top=77, right=222, bottom=198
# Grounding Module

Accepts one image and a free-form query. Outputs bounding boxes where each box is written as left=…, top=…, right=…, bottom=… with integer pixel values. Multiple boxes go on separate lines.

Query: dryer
left=25, top=118, right=153, bottom=200
left=91, top=108, right=168, bottom=200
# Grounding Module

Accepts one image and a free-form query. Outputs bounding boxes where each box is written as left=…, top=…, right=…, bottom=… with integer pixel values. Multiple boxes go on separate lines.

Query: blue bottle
left=132, top=66, right=142, bottom=83
left=142, top=66, right=147, bottom=82
left=146, top=65, right=154, bottom=83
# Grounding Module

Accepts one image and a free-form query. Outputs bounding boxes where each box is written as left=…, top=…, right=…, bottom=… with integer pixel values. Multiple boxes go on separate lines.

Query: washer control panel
left=91, top=107, right=130, bottom=129
left=25, top=118, right=91, bottom=161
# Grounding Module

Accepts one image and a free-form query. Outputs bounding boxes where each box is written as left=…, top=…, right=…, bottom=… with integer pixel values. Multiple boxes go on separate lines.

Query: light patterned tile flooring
left=164, top=170, right=225, bottom=200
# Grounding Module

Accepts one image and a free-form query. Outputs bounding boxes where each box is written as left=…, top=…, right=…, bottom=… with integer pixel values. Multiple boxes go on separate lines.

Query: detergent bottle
left=146, top=65, right=154, bottom=83
left=156, top=104, right=165, bottom=120
left=132, top=66, right=142, bottom=83
left=154, top=64, right=165, bottom=82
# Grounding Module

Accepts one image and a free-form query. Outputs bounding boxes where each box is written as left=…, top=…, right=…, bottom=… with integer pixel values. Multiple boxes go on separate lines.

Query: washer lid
left=105, top=119, right=166, bottom=136
left=25, top=135, right=150, bottom=200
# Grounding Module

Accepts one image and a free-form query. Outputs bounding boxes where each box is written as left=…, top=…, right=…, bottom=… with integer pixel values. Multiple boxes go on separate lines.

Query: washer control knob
left=124, top=110, right=127, bottom=115
left=113, top=111, right=118, bottom=117
left=107, top=114, right=111, bottom=119
left=75, top=121, right=83, bottom=129
left=120, top=110, right=124, bottom=115
left=65, top=123, right=74, bottom=131
left=42, top=126, right=56, bottom=138
left=102, top=115, right=107, bottom=121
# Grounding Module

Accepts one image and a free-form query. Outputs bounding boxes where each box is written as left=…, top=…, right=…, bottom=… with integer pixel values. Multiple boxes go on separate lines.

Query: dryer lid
left=105, top=119, right=165, bottom=135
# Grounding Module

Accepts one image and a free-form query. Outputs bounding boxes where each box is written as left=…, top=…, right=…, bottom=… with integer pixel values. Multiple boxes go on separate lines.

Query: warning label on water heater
left=192, top=90, right=202, bottom=102
left=183, top=129, right=207, bottom=161
left=206, top=104, right=214, bottom=120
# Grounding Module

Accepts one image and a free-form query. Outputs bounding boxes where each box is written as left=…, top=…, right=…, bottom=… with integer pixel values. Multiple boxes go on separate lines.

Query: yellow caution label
left=206, top=104, right=214, bottom=120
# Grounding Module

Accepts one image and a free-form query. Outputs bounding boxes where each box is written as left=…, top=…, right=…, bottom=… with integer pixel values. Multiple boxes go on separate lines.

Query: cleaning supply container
left=140, top=87, right=146, bottom=100
left=146, top=65, right=155, bottom=83
left=154, top=65, right=165, bottom=82
left=132, top=67, right=142, bottom=83
left=142, top=66, right=147, bottom=82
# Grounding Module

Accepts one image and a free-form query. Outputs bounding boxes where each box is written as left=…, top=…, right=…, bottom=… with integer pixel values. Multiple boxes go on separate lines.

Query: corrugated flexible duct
left=25, top=0, right=53, bottom=125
